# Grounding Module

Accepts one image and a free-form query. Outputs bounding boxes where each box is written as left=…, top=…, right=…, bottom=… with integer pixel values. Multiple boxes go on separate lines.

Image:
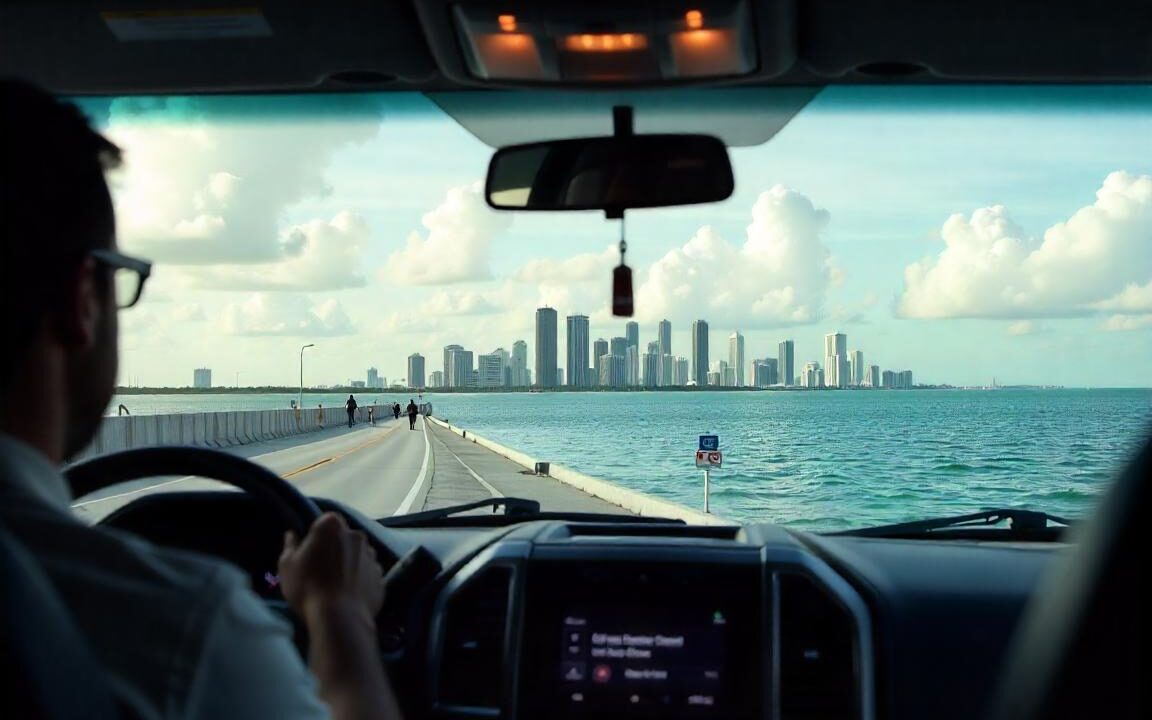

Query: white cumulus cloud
left=105, top=94, right=385, bottom=264
left=898, top=172, right=1152, bottom=319
left=634, top=185, right=834, bottom=327
left=186, top=211, right=369, bottom=291
left=1102, top=314, right=1152, bottom=332
left=218, top=294, right=354, bottom=337
left=382, top=182, right=512, bottom=285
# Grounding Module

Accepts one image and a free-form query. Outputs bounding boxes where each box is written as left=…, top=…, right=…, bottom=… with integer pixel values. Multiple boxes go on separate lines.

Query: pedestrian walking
left=346, top=394, right=358, bottom=428
left=406, top=399, right=418, bottom=430
left=367, top=405, right=375, bottom=425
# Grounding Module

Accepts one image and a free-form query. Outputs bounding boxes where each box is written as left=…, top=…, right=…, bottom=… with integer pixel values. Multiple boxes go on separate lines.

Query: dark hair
left=0, top=79, right=122, bottom=389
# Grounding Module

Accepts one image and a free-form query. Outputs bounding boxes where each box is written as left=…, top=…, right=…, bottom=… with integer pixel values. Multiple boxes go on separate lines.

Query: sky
left=75, top=86, right=1152, bottom=388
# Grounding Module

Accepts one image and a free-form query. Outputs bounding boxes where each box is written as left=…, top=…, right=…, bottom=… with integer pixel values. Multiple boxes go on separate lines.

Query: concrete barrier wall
left=425, top=416, right=730, bottom=526
left=75, top=404, right=393, bottom=463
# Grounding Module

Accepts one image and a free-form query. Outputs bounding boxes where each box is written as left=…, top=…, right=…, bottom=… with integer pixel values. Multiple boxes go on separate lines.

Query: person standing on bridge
left=345, top=394, right=358, bottom=428
left=0, top=81, right=398, bottom=720
left=406, top=399, right=419, bottom=430
left=393, top=402, right=400, bottom=420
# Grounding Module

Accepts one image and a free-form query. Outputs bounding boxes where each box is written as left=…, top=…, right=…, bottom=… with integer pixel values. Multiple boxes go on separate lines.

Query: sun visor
left=427, top=87, right=822, bottom=148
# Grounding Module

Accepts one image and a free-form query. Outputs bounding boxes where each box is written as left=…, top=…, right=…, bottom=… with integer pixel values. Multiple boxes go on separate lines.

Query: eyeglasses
left=90, top=249, right=152, bottom=309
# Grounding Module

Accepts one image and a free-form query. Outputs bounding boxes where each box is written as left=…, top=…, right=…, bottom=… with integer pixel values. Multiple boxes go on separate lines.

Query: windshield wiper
left=833, top=508, right=1072, bottom=538
left=383, top=497, right=542, bottom=527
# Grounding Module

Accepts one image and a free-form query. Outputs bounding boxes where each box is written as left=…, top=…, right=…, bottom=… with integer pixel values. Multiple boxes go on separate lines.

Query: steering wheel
left=66, top=446, right=321, bottom=536
left=987, top=433, right=1148, bottom=720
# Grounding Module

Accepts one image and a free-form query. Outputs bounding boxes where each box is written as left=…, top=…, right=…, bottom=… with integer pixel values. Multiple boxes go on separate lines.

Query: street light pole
left=299, top=344, right=314, bottom=409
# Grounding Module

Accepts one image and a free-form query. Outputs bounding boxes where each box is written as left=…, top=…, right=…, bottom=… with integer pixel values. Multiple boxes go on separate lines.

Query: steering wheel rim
left=66, top=446, right=322, bottom=536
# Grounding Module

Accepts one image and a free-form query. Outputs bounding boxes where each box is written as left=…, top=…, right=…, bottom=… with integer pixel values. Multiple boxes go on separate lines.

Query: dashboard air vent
left=438, top=566, right=513, bottom=710
left=777, top=572, right=860, bottom=720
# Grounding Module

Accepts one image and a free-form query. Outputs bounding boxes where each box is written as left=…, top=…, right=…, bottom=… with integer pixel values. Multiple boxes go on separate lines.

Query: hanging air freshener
left=612, top=217, right=633, bottom=317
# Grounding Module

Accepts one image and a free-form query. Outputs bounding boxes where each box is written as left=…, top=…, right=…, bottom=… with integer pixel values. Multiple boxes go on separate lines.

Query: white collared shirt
left=0, top=434, right=330, bottom=719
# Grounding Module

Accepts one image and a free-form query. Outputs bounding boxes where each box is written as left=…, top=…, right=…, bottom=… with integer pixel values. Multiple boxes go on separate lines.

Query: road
left=72, top=414, right=629, bottom=522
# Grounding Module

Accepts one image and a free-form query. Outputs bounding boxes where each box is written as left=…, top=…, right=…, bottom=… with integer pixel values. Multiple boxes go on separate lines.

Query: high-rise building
left=674, top=356, right=690, bottom=386
left=599, top=354, right=625, bottom=388
left=566, top=314, right=590, bottom=387
left=900, top=370, right=914, bottom=388
left=691, top=320, right=709, bottom=386
left=409, top=354, right=426, bottom=388
left=429, top=370, right=445, bottom=388
left=610, top=336, right=628, bottom=359
left=535, top=307, right=558, bottom=388
left=882, top=370, right=895, bottom=389
left=443, top=344, right=463, bottom=387
left=367, top=367, right=380, bottom=389
left=642, top=352, right=659, bottom=388
left=193, top=368, right=212, bottom=389
left=625, top=346, right=639, bottom=386
left=850, top=350, right=865, bottom=387
left=868, top=364, right=880, bottom=388
left=778, top=340, right=795, bottom=387
left=752, top=358, right=779, bottom=387
left=592, top=338, right=608, bottom=386
left=803, top=361, right=821, bottom=388
left=728, top=332, right=745, bottom=387
left=710, top=360, right=730, bottom=387
left=824, top=332, right=847, bottom=388
left=510, top=340, right=528, bottom=387
left=447, top=348, right=474, bottom=388
left=477, top=353, right=505, bottom=388
left=657, top=319, right=672, bottom=387
left=557, top=368, right=564, bottom=386
left=662, top=353, right=674, bottom=386
left=625, top=321, right=639, bottom=351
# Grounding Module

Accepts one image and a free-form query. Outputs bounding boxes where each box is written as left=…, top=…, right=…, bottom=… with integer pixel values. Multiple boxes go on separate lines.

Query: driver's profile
left=0, top=79, right=397, bottom=720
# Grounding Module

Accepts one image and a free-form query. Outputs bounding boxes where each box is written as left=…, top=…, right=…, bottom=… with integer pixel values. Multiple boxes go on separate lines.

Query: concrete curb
left=426, top=416, right=732, bottom=526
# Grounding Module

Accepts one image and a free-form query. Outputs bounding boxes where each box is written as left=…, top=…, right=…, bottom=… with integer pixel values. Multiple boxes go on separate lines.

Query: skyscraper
left=662, top=354, right=674, bottom=386
left=599, top=354, right=625, bottom=388
left=657, top=319, right=672, bottom=387
left=674, top=356, right=690, bottom=386
left=592, top=338, right=608, bottom=386
left=477, top=353, right=505, bottom=388
left=428, top=370, right=444, bottom=388
left=882, top=370, right=895, bottom=389
left=642, top=351, right=659, bottom=388
left=566, top=314, right=590, bottom=387
left=625, top=346, right=639, bottom=386
left=511, top=340, right=528, bottom=387
left=367, top=367, right=380, bottom=389
left=625, top=321, right=639, bottom=351
left=778, top=340, right=795, bottom=387
left=535, top=307, right=558, bottom=388
left=448, top=348, right=474, bottom=388
left=691, top=320, right=709, bottom=386
left=850, top=349, right=864, bottom=387
left=728, top=331, right=745, bottom=387
left=443, top=344, right=462, bottom=387
left=610, top=336, right=628, bottom=358
left=193, top=368, right=212, bottom=389
left=824, top=332, right=847, bottom=388
left=407, top=354, right=425, bottom=389
left=868, top=364, right=880, bottom=389
left=752, top=358, right=779, bottom=387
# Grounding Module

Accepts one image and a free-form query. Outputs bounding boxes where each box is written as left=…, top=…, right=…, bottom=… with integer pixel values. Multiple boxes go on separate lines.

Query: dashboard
left=100, top=492, right=1060, bottom=720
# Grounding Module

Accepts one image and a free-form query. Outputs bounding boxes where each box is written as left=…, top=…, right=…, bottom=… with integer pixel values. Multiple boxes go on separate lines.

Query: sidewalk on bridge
left=421, top=420, right=634, bottom=515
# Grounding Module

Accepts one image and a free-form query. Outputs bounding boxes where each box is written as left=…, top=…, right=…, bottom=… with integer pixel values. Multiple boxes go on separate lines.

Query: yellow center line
left=279, top=423, right=401, bottom=480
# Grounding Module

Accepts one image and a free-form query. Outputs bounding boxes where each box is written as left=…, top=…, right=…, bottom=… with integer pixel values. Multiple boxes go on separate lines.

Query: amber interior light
left=498, top=14, right=516, bottom=32
left=563, top=33, right=649, bottom=52
left=685, top=10, right=704, bottom=29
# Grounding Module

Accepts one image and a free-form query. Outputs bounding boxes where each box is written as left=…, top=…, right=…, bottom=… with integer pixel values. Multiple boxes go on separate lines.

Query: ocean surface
left=109, top=389, right=1151, bottom=530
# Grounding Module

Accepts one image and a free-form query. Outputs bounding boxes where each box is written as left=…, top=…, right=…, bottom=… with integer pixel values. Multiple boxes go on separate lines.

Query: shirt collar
left=0, top=433, right=73, bottom=511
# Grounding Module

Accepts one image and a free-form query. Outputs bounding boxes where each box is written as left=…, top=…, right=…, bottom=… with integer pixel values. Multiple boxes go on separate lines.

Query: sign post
left=696, top=435, right=722, bottom=513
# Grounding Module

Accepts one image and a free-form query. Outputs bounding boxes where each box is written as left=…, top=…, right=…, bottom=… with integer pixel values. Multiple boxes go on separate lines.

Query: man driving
left=0, top=79, right=398, bottom=719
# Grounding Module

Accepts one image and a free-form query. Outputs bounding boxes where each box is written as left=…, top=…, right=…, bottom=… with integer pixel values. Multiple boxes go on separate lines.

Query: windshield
left=70, top=86, right=1152, bottom=530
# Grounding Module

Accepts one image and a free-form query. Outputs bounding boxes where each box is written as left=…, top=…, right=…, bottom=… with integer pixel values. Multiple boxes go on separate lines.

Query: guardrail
left=425, top=416, right=731, bottom=526
left=74, top=404, right=394, bottom=462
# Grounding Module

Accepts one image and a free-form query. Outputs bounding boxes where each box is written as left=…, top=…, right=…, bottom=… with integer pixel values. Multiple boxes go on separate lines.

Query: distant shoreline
left=110, top=384, right=1105, bottom=396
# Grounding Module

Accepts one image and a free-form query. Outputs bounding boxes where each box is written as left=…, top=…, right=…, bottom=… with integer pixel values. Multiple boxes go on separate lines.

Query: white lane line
left=393, top=416, right=431, bottom=515
left=71, top=475, right=195, bottom=508
left=449, top=450, right=502, bottom=498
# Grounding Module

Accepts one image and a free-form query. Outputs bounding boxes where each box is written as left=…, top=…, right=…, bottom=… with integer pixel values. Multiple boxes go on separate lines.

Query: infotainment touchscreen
left=557, top=604, right=729, bottom=715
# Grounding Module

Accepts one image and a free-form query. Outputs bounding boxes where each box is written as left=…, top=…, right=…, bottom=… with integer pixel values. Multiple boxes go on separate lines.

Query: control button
left=568, top=645, right=582, bottom=656
left=688, top=695, right=715, bottom=706
left=630, top=694, right=641, bottom=704
left=562, top=662, right=586, bottom=682
left=571, top=693, right=584, bottom=703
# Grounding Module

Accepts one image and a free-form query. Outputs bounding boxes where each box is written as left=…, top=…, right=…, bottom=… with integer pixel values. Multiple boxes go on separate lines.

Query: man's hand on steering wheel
left=279, top=512, right=386, bottom=624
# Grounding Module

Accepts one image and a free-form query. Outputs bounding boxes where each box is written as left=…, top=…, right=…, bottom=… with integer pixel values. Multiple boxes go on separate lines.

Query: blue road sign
left=699, top=434, right=719, bottom=451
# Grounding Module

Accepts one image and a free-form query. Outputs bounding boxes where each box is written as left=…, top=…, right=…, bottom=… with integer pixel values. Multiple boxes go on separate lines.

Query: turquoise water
left=110, top=389, right=1151, bottom=530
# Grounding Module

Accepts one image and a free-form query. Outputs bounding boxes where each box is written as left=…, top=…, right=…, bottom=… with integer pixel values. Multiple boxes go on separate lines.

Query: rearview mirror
left=485, top=134, right=734, bottom=212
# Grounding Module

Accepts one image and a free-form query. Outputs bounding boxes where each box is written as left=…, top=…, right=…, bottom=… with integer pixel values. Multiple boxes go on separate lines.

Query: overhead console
left=428, top=523, right=873, bottom=720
